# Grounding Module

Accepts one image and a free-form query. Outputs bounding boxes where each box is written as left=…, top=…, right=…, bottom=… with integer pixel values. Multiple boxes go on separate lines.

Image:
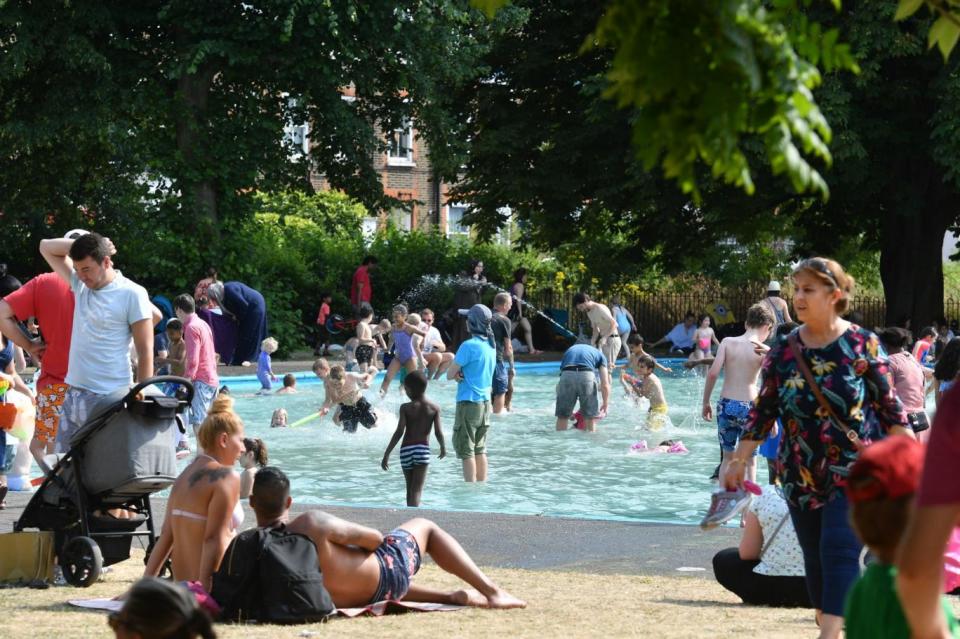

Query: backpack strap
left=787, top=333, right=865, bottom=451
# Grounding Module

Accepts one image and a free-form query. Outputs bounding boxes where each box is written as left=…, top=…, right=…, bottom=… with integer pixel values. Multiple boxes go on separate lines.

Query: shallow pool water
left=209, top=361, right=745, bottom=525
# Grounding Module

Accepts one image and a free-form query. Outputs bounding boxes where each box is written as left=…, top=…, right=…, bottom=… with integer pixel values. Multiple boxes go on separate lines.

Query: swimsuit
left=399, top=443, right=431, bottom=470
left=338, top=396, right=377, bottom=433
left=698, top=337, right=711, bottom=351
left=172, top=454, right=245, bottom=529
left=647, top=403, right=670, bottom=431
left=171, top=502, right=245, bottom=531
left=392, top=329, right=415, bottom=365
left=256, top=351, right=272, bottom=390
left=370, top=528, right=422, bottom=603
left=355, top=344, right=374, bottom=366
left=716, top=397, right=757, bottom=454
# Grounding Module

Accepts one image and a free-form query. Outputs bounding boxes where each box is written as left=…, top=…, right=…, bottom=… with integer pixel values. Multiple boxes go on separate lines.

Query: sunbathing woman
left=144, top=395, right=245, bottom=591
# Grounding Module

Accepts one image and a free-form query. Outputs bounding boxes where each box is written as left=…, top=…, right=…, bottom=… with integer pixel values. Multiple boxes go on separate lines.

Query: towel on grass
left=69, top=598, right=464, bottom=617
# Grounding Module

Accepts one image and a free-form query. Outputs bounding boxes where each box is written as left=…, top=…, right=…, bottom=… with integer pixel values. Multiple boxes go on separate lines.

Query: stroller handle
left=125, top=376, right=195, bottom=406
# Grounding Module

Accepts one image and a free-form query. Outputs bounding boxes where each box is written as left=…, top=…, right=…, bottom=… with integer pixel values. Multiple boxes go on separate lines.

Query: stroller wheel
left=62, top=536, right=103, bottom=587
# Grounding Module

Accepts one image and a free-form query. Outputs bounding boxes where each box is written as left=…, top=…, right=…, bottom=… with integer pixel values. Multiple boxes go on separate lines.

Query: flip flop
left=699, top=489, right=752, bottom=531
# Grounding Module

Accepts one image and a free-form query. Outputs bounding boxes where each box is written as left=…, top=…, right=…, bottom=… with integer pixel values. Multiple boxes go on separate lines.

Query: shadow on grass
left=657, top=598, right=743, bottom=609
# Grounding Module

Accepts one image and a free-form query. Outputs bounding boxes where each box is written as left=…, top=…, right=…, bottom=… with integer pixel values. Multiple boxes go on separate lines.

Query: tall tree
left=0, top=1, right=496, bottom=266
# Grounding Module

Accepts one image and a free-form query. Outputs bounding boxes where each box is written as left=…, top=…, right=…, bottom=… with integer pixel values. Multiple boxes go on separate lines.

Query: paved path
left=0, top=491, right=738, bottom=578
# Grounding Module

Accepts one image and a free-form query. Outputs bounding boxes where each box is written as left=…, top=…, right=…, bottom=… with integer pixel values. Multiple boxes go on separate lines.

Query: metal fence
left=524, top=291, right=934, bottom=339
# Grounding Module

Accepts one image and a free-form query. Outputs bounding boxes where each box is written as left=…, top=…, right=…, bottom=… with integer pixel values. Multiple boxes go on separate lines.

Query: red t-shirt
left=316, top=302, right=331, bottom=326
left=351, top=265, right=371, bottom=306
left=4, top=272, right=74, bottom=390
left=918, top=385, right=960, bottom=507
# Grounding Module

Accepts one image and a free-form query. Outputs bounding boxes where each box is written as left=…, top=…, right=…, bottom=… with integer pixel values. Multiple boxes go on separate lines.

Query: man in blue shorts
left=251, top=467, right=525, bottom=609
left=555, top=343, right=610, bottom=432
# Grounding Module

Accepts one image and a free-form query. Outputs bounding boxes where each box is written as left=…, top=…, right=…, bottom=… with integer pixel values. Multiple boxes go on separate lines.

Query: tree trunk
left=880, top=196, right=951, bottom=329
left=175, top=62, right=219, bottom=238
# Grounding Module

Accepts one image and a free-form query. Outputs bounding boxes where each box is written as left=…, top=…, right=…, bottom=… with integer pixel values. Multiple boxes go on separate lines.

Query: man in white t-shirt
left=420, top=308, right=454, bottom=380
left=40, top=232, right=155, bottom=452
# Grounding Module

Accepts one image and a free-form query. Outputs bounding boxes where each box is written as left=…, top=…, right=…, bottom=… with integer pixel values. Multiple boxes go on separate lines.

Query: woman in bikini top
left=144, top=395, right=245, bottom=591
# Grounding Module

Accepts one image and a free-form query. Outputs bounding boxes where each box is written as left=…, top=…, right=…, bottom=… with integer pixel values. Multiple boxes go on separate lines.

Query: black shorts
left=356, top=344, right=374, bottom=366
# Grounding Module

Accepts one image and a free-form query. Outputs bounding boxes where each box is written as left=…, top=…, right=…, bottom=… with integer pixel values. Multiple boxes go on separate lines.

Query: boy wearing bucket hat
left=843, top=436, right=958, bottom=638
left=446, top=304, right=496, bottom=482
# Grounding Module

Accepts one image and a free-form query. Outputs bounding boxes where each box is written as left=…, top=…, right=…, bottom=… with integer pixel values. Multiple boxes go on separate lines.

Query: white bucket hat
left=767, top=280, right=781, bottom=292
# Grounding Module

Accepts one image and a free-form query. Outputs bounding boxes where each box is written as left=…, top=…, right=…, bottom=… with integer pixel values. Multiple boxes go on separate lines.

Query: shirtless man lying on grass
left=249, top=466, right=526, bottom=610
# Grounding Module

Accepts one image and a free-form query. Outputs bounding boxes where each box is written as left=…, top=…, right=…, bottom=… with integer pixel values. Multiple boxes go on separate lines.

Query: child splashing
left=379, top=304, right=427, bottom=396
left=257, top=337, right=279, bottom=393
left=239, top=437, right=267, bottom=498
left=381, top=371, right=446, bottom=507
left=321, top=364, right=377, bottom=433
left=623, top=354, right=672, bottom=431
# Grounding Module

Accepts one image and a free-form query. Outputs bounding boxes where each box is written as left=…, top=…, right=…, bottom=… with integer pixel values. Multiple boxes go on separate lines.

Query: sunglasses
left=799, top=258, right=838, bottom=287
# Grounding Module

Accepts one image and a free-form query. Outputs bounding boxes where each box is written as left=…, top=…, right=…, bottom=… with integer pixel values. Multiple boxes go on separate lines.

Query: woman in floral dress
left=722, top=257, right=912, bottom=639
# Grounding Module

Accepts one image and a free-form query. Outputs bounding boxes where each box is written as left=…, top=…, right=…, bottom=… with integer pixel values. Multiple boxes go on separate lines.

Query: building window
left=389, top=209, right=412, bottom=231
left=387, top=123, right=414, bottom=165
left=447, top=204, right=470, bottom=237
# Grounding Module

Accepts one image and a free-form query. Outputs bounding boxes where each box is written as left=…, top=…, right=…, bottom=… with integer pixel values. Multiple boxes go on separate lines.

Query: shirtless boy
left=319, top=365, right=377, bottom=433
left=354, top=303, right=379, bottom=374
left=573, top=292, right=619, bottom=382
left=626, top=334, right=672, bottom=374
left=701, top=303, right=775, bottom=484
left=250, top=467, right=526, bottom=609
left=381, top=371, right=445, bottom=507
left=623, top=354, right=670, bottom=431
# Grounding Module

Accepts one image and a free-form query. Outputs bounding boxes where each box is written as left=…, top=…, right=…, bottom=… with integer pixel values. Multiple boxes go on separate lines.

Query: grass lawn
left=0, top=550, right=823, bottom=638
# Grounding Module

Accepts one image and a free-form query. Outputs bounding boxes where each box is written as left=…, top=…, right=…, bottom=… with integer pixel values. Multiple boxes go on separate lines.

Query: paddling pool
left=204, top=360, right=749, bottom=525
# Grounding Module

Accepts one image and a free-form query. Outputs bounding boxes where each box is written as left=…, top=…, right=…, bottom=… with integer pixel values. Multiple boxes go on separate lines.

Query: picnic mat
left=69, top=598, right=464, bottom=617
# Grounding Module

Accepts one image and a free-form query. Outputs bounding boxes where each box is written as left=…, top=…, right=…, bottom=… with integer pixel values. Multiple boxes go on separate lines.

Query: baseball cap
left=767, top=280, right=781, bottom=292
left=846, top=435, right=924, bottom=503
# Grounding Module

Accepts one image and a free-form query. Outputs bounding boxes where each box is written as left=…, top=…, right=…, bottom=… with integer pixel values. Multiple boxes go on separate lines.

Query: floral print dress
left=743, top=326, right=907, bottom=510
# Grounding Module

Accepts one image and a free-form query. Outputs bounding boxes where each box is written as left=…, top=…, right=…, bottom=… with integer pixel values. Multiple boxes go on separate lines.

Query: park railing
left=523, top=290, right=936, bottom=340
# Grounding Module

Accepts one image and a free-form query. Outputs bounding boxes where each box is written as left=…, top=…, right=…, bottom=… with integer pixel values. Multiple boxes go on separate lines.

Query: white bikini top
left=172, top=454, right=245, bottom=530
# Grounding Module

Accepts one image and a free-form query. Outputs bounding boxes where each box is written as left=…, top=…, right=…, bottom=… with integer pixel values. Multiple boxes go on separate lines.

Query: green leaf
left=470, top=0, right=510, bottom=19
left=894, top=0, right=925, bottom=21
left=928, top=15, right=960, bottom=60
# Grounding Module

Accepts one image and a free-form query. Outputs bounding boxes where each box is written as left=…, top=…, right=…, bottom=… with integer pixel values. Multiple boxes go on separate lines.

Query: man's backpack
left=211, top=525, right=334, bottom=624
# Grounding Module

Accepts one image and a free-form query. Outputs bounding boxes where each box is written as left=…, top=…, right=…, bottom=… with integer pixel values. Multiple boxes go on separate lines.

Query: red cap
left=846, top=435, right=924, bottom=503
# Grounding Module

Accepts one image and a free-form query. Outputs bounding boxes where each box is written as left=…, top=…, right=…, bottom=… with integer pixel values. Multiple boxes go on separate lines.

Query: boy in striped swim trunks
left=381, top=371, right=446, bottom=507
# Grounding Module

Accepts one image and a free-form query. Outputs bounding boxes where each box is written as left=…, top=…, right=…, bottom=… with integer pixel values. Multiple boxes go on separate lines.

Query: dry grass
left=0, top=550, right=827, bottom=639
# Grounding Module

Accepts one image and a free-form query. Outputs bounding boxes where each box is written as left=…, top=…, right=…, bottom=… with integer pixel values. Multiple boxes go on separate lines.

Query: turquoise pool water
left=212, top=361, right=738, bottom=525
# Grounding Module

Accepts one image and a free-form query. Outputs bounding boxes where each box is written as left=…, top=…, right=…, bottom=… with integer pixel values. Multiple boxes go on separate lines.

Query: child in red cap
left=843, top=436, right=959, bottom=638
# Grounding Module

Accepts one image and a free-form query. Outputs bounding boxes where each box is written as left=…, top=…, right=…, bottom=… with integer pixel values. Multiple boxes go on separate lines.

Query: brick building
left=306, top=92, right=472, bottom=239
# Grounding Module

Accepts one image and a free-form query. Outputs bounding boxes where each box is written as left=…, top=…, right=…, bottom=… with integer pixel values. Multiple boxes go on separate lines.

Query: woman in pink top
left=880, top=327, right=930, bottom=443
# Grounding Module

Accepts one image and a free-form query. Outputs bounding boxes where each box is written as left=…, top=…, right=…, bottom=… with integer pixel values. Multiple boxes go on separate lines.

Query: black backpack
left=211, top=524, right=335, bottom=624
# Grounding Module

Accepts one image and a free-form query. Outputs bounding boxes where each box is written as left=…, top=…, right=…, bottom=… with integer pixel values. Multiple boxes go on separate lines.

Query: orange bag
left=0, top=399, right=16, bottom=431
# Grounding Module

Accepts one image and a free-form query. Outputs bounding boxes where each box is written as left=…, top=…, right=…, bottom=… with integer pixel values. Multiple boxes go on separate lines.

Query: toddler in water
left=257, top=337, right=279, bottom=393
left=623, top=354, right=671, bottom=431
left=354, top=303, right=384, bottom=375
left=843, top=436, right=959, bottom=638
left=379, top=304, right=427, bottom=396
left=381, top=371, right=445, bottom=507
left=239, top=437, right=268, bottom=498
left=270, top=407, right=288, bottom=428
left=320, top=364, right=377, bottom=433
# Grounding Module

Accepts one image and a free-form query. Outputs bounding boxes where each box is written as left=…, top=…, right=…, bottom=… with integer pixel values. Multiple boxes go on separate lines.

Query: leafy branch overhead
left=896, top=0, right=960, bottom=59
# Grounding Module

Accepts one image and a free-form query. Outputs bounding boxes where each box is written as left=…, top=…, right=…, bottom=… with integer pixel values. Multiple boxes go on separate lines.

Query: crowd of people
left=5, top=232, right=960, bottom=638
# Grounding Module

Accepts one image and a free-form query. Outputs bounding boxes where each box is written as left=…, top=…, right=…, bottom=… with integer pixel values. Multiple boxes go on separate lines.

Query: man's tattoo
left=188, top=466, right=232, bottom=487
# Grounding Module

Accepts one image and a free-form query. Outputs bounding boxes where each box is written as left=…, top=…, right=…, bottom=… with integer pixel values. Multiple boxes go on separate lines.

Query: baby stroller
left=15, top=376, right=193, bottom=587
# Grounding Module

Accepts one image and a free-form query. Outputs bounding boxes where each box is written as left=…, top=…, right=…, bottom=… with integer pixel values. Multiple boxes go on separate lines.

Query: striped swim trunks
left=399, top=444, right=431, bottom=471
